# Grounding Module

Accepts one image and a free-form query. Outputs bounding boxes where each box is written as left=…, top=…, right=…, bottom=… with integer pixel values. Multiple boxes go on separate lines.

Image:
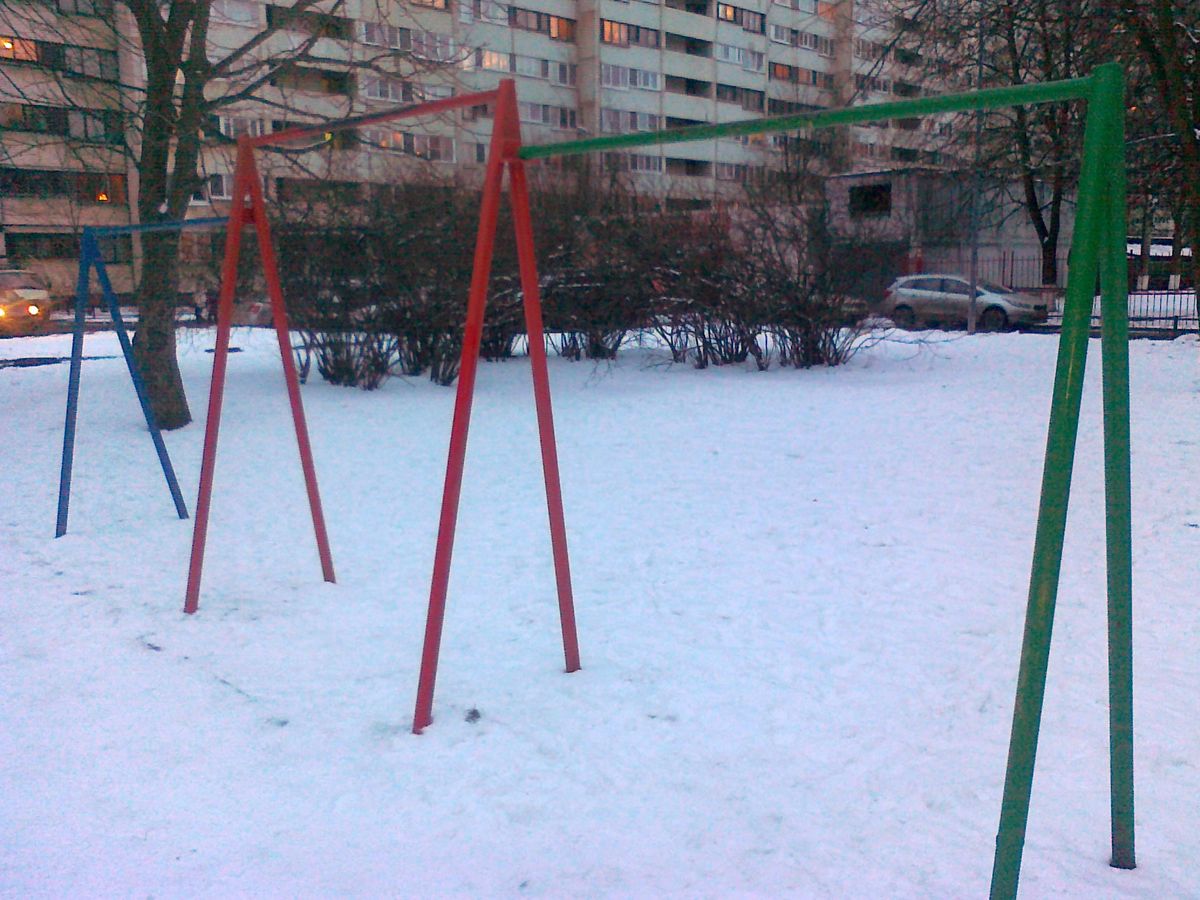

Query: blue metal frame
left=55, top=217, right=228, bottom=537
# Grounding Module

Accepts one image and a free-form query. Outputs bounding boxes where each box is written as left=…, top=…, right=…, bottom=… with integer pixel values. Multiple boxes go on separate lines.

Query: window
left=0, top=36, right=38, bottom=61
left=473, top=49, right=510, bottom=71
left=271, top=66, right=352, bottom=95
left=631, top=24, right=659, bottom=48
left=715, top=4, right=763, bottom=32
left=553, top=62, right=576, bottom=86
left=412, top=32, right=455, bottom=60
left=418, top=84, right=454, bottom=101
left=716, top=84, right=763, bottom=111
left=848, top=183, right=892, bottom=217
left=518, top=102, right=576, bottom=129
left=207, top=173, right=232, bottom=200
left=2, top=36, right=119, bottom=80
left=63, top=45, right=119, bottom=79
left=359, top=75, right=413, bottom=102
left=715, top=43, right=742, bottom=64
left=0, top=168, right=127, bottom=204
left=513, top=54, right=547, bottom=78
left=211, top=0, right=257, bottom=24
left=716, top=162, right=750, bottom=181
left=629, top=153, right=663, bottom=172
left=630, top=67, right=659, bottom=89
left=2, top=103, right=122, bottom=144
left=357, top=21, right=410, bottom=49
left=361, top=130, right=455, bottom=161
left=412, top=0, right=448, bottom=8
left=460, top=0, right=508, bottom=23
left=601, top=63, right=628, bottom=89
left=408, top=134, right=455, bottom=161
left=855, top=38, right=886, bottom=60
left=665, top=158, right=711, bottom=177
left=796, top=30, right=834, bottom=56
left=519, top=101, right=548, bottom=124
left=68, top=108, right=123, bottom=143
left=604, top=152, right=664, bottom=172
left=601, top=19, right=657, bottom=47
left=510, top=8, right=575, bottom=41
left=770, top=24, right=791, bottom=44
left=600, top=108, right=661, bottom=133
left=0, top=103, right=69, bottom=135
left=854, top=73, right=891, bottom=94
left=743, top=49, right=764, bottom=72
left=601, top=19, right=629, bottom=45
left=218, top=116, right=265, bottom=139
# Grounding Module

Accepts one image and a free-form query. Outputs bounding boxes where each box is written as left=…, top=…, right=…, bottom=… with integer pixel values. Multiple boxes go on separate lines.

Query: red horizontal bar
left=249, top=89, right=501, bottom=148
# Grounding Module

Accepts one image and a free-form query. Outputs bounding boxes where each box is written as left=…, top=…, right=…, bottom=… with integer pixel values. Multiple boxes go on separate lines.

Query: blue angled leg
left=94, top=239, right=189, bottom=521
left=55, top=235, right=96, bottom=537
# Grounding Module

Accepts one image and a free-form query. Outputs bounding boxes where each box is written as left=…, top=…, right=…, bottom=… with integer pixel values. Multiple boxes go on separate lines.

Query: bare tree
left=886, top=0, right=1122, bottom=284
left=1117, top=0, right=1200, bottom=294
left=0, top=0, right=461, bottom=427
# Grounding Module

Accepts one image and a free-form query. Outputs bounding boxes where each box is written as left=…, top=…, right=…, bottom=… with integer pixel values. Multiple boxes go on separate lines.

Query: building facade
left=2, top=0, right=936, bottom=298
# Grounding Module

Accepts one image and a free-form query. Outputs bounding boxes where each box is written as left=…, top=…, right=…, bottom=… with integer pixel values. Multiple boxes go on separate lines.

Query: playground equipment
left=181, top=85, right=583, bottom=716
left=512, top=63, right=1134, bottom=900
left=56, top=218, right=228, bottom=537
left=184, top=65, right=1134, bottom=899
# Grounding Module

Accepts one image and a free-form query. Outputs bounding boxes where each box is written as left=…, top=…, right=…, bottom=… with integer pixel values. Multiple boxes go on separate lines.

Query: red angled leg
left=184, top=141, right=253, bottom=615
left=507, top=158, right=580, bottom=673
left=412, top=100, right=509, bottom=734
left=244, top=155, right=336, bottom=585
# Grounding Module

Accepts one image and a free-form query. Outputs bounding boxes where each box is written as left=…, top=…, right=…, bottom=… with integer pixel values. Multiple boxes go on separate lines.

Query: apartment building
left=1, top=0, right=134, bottom=294
left=1, top=0, right=938, bottom=297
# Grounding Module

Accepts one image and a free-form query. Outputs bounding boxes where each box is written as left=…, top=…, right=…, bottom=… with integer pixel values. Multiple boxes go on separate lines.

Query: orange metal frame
left=183, top=80, right=580, bottom=735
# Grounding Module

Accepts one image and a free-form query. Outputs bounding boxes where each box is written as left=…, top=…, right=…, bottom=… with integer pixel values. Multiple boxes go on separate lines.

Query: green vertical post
left=1095, top=63, right=1136, bottom=871
left=989, top=64, right=1122, bottom=900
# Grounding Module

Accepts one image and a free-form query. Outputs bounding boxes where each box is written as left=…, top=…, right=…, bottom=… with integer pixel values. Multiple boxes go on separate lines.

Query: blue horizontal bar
left=81, top=217, right=231, bottom=238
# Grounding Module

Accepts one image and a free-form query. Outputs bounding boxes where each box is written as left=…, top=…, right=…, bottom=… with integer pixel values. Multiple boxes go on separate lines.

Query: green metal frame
left=521, top=63, right=1134, bottom=899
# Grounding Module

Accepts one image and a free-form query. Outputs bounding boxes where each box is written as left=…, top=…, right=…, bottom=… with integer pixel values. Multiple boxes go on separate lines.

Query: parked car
left=0, top=270, right=53, bottom=335
left=878, top=274, right=1049, bottom=331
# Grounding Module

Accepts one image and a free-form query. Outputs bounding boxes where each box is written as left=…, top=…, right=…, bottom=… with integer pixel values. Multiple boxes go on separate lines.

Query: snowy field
left=2, top=327, right=1197, bottom=898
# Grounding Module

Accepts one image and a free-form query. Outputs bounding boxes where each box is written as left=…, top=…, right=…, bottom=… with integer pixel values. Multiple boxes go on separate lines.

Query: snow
left=2, top=326, right=1198, bottom=897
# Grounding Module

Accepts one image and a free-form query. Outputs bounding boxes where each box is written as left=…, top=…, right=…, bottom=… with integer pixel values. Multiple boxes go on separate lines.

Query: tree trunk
left=1040, top=239, right=1059, bottom=286
left=134, top=229, right=191, bottom=430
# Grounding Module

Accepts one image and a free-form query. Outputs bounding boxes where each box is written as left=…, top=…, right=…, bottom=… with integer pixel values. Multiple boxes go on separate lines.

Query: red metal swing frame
left=183, top=80, right=580, bottom=733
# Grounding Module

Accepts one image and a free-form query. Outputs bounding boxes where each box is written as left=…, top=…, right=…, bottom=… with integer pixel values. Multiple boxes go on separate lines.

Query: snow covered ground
left=2, top=327, right=1197, bottom=898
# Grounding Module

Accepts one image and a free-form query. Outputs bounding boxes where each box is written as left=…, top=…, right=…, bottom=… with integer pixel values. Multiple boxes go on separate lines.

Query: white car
left=0, top=270, right=53, bottom=335
left=879, top=274, right=1049, bottom=331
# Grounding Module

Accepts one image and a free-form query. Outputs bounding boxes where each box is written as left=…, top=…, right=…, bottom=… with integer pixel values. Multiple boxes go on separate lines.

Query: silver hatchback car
left=880, top=274, right=1048, bottom=331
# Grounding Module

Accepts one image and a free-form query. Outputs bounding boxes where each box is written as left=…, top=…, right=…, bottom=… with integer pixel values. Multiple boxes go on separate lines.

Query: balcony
left=665, top=74, right=712, bottom=98
left=664, top=0, right=711, bottom=15
left=664, top=32, right=712, bottom=58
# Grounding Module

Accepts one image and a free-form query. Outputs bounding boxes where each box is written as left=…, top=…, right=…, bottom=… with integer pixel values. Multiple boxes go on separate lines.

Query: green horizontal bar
left=518, top=72, right=1096, bottom=160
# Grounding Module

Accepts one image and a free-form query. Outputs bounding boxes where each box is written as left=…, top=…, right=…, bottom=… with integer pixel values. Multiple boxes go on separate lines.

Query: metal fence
left=978, top=255, right=1198, bottom=332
